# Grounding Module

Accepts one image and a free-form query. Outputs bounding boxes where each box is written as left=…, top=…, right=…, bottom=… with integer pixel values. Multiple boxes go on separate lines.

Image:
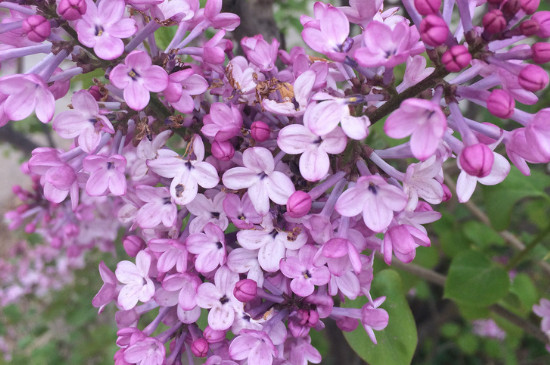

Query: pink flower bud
left=211, top=140, right=235, bottom=161
left=521, top=0, right=540, bottom=14
left=88, top=85, right=102, bottom=101
left=25, top=222, right=36, bottom=234
left=63, top=223, right=79, bottom=237
left=123, top=236, right=145, bottom=257
left=250, top=120, right=270, bottom=142
left=58, top=0, right=87, bottom=21
left=502, top=0, right=521, bottom=16
left=420, top=15, right=449, bottom=46
left=442, top=45, right=472, bottom=72
left=442, top=183, right=452, bottom=202
left=483, top=10, right=507, bottom=34
left=191, top=338, right=209, bottom=357
left=233, top=279, right=257, bottom=302
left=22, top=15, right=51, bottom=43
left=533, top=11, right=550, bottom=38
left=487, top=89, right=515, bottom=118
left=414, top=0, right=441, bottom=15
left=518, top=64, right=549, bottom=91
left=459, top=143, right=494, bottom=178
left=203, top=326, right=226, bottom=343
left=286, top=191, right=312, bottom=218
left=520, top=19, right=540, bottom=36
left=533, top=43, right=550, bottom=64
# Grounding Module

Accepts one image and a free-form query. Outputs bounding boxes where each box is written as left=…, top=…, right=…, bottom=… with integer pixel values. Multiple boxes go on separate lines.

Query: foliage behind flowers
left=2, top=0, right=550, bottom=364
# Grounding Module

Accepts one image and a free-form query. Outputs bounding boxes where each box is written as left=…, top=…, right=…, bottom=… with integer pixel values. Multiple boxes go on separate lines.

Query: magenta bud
left=58, top=0, right=87, bottom=21
left=532, top=43, right=550, bottom=64
left=233, top=279, right=257, bottom=302
left=63, top=223, right=79, bottom=237
left=250, top=120, right=270, bottom=142
left=518, top=64, right=549, bottom=91
left=22, top=15, right=51, bottom=43
left=286, top=191, right=312, bottom=218
left=441, top=184, right=452, bottom=202
left=482, top=10, right=507, bottom=34
left=520, top=19, right=540, bottom=36
left=487, top=89, right=515, bottom=118
left=211, top=140, right=235, bottom=161
left=442, top=45, right=472, bottom=72
left=521, top=0, right=540, bottom=14
left=414, top=0, right=441, bottom=15
left=502, top=0, right=521, bottom=15
left=191, top=338, right=209, bottom=357
left=25, top=222, right=36, bottom=234
left=123, top=236, right=145, bottom=257
left=88, top=85, right=102, bottom=101
left=533, top=11, right=550, bottom=38
left=420, top=15, right=449, bottom=47
left=459, top=144, right=494, bottom=178
left=203, top=326, right=226, bottom=343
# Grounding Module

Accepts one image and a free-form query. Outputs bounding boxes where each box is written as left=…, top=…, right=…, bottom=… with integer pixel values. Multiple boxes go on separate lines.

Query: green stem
left=505, top=223, right=550, bottom=271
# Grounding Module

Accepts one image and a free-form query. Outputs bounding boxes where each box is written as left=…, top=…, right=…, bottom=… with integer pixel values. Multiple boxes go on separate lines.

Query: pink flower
left=382, top=224, right=430, bottom=265
left=149, top=238, right=188, bottom=274
left=164, top=69, right=208, bottom=114
left=196, top=266, right=239, bottom=330
left=361, top=296, right=389, bottom=344
left=241, top=34, right=279, bottom=72
left=83, top=154, right=127, bottom=196
left=355, top=21, right=421, bottom=68
left=124, top=337, right=165, bottom=365
left=76, top=0, right=137, bottom=60
left=278, top=124, right=347, bottom=181
left=92, top=261, right=117, bottom=312
left=134, top=185, right=177, bottom=229
left=335, top=175, right=408, bottom=232
left=204, top=0, right=241, bottom=31
left=147, top=135, right=219, bottom=205
left=280, top=245, right=330, bottom=297
left=222, top=147, right=295, bottom=215
left=53, top=90, right=114, bottom=152
left=229, top=330, right=277, bottom=365
left=0, top=74, right=55, bottom=123
left=302, top=3, right=351, bottom=62
left=262, top=70, right=315, bottom=117
left=201, top=102, right=243, bottom=141
left=186, top=223, right=227, bottom=274
left=115, top=251, right=155, bottom=310
left=384, top=98, right=447, bottom=160
left=110, top=50, right=169, bottom=110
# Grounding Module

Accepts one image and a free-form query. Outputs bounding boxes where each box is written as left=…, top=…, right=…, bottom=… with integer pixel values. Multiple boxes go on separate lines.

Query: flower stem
left=505, top=223, right=550, bottom=271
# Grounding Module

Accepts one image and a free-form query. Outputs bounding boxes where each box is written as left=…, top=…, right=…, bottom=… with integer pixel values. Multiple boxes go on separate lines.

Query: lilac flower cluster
left=1, top=0, right=550, bottom=363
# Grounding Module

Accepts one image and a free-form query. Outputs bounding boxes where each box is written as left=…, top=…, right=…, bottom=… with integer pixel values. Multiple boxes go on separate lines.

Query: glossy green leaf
left=343, top=270, right=417, bottom=365
left=445, top=250, right=510, bottom=306
left=482, top=167, right=550, bottom=230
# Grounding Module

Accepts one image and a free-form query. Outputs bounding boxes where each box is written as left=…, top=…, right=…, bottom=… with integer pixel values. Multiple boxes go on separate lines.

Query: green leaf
left=154, top=26, right=177, bottom=50
left=444, top=250, right=510, bottom=306
left=343, top=270, right=417, bottom=365
left=482, top=167, right=550, bottom=230
left=509, top=273, right=538, bottom=312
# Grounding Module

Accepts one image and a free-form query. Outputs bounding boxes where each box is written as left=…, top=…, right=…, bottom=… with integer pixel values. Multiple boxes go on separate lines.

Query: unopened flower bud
left=191, top=338, right=209, bottom=357
left=25, top=222, right=36, bottom=234
left=420, top=15, right=449, bottom=46
left=89, top=86, right=102, bottom=101
left=487, top=89, right=515, bottom=118
left=518, top=64, right=549, bottom=91
left=123, top=236, right=145, bottom=257
left=532, top=43, right=550, bottom=64
left=533, top=11, right=550, bottom=37
left=250, top=120, right=270, bottom=142
left=483, top=10, right=507, bottom=34
left=58, top=0, right=87, bottom=21
left=203, top=326, right=226, bottom=343
left=414, top=0, right=441, bottom=15
left=211, top=140, right=235, bottom=161
left=459, top=144, right=494, bottom=178
left=286, top=191, right=312, bottom=218
left=520, top=19, right=540, bottom=36
left=503, top=0, right=521, bottom=15
left=233, top=279, right=257, bottom=302
left=442, top=184, right=452, bottom=201
left=442, top=45, right=471, bottom=72
left=521, top=0, right=540, bottom=14
left=22, top=15, right=51, bottom=43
